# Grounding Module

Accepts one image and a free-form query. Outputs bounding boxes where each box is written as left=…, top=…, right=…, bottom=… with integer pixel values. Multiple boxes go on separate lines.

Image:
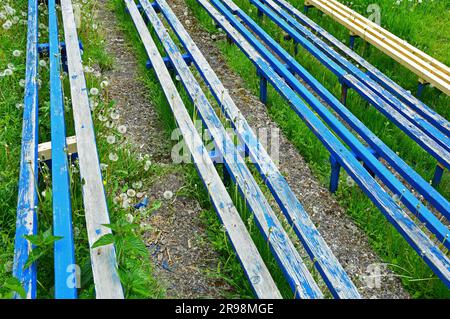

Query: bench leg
left=431, top=164, right=444, bottom=187
left=329, top=155, right=341, bottom=193
left=257, top=8, right=263, bottom=18
left=340, top=83, right=348, bottom=106
left=349, top=35, right=357, bottom=50
left=417, top=80, right=429, bottom=98
left=259, top=72, right=268, bottom=105
left=304, top=5, right=313, bottom=14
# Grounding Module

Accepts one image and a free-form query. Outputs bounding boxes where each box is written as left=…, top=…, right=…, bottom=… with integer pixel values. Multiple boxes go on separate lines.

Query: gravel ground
left=166, top=0, right=409, bottom=298
left=96, top=0, right=232, bottom=298
left=95, top=0, right=409, bottom=298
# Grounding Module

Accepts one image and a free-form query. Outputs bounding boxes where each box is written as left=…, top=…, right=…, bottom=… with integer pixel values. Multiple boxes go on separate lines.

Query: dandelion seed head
left=13, top=50, right=22, bottom=57
left=4, top=69, right=13, bottom=76
left=144, top=160, right=152, bottom=171
left=39, top=59, right=46, bottom=67
left=106, top=135, right=116, bottom=144
left=19, top=79, right=25, bottom=87
left=100, top=80, right=109, bottom=88
left=132, top=181, right=143, bottom=189
left=118, top=125, right=127, bottom=134
left=346, top=176, right=355, bottom=187
left=2, top=20, right=12, bottom=30
left=163, top=190, right=173, bottom=200
left=108, top=152, right=119, bottom=162
left=125, top=213, right=134, bottom=223
left=110, top=110, right=120, bottom=120
left=100, top=163, right=108, bottom=171
left=90, top=87, right=99, bottom=96
left=127, top=189, right=136, bottom=198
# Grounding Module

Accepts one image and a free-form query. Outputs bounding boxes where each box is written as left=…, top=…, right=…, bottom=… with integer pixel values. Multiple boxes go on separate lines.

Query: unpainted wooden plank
left=38, top=136, right=77, bottom=162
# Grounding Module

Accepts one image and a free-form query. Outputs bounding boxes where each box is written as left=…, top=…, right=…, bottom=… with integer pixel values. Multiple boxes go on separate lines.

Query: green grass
left=0, top=0, right=163, bottom=299
left=186, top=0, right=450, bottom=298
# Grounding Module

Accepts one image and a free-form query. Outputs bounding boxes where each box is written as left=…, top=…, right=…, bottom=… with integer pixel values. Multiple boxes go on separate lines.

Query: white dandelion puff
left=108, top=152, right=119, bottom=162
left=13, top=50, right=22, bottom=57
left=132, top=181, right=143, bottom=189
left=125, top=213, right=134, bottom=222
left=4, top=69, right=13, bottom=76
left=346, top=176, right=355, bottom=187
left=136, top=192, right=145, bottom=199
left=119, top=193, right=128, bottom=201
left=100, top=163, right=108, bottom=171
left=2, top=20, right=12, bottom=30
left=106, top=135, right=116, bottom=144
left=19, top=79, right=25, bottom=87
left=105, top=120, right=114, bottom=128
left=100, top=80, right=109, bottom=88
left=144, top=160, right=152, bottom=171
left=117, top=125, right=127, bottom=134
left=127, top=189, right=136, bottom=198
left=90, top=87, right=99, bottom=96
left=98, top=114, right=108, bottom=122
left=110, top=110, right=120, bottom=120
left=15, top=103, right=23, bottom=109
left=39, top=59, right=47, bottom=67
left=163, top=190, right=173, bottom=200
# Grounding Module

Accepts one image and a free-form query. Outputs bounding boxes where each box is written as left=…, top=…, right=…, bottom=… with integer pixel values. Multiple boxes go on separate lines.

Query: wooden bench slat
left=124, top=0, right=282, bottom=299
left=49, top=0, right=77, bottom=299
left=138, top=0, right=324, bottom=299
left=60, top=0, right=124, bottom=299
left=317, top=0, right=450, bottom=79
left=307, top=0, right=450, bottom=95
left=273, top=0, right=450, bottom=138
left=200, top=0, right=450, bottom=288
left=13, top=0, right=39, bottom=299
left=255, top=0, right=450, bottom=168
left=38, top=136, right=77, bottom=162
left=154, top=0, right=360, bottom=299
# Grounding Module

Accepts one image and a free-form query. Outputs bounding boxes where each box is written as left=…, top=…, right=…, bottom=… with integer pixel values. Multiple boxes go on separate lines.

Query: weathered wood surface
left=139, top=0, right=324, bottom=299
left=274, top=0, right=450, bottom=137
left=305, top=0, right=450, bottom=95
left=200, top=0, right=450, bottom=288
left=154, top=0, right=360, bottom=299
left=38, top=136, right=77, bottom=162
left=49, top=0, right=77, bottom=299
left=60, top=0, right=124, bottom=299
left=125, top=0, right=282, bottom=299
left=13, top=0, right=39, bottom=299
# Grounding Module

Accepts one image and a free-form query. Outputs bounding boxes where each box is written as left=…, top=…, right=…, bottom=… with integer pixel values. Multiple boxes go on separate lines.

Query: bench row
left=14, top=0, right=123, bottom=299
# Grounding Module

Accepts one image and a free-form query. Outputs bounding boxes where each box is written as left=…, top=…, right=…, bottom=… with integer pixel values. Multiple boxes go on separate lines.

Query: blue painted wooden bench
left=252, top=0, right=450, bottom=188
left=13, top=0, right=123, bottom=299
left=197, top=0, right=450, bottom=288
left=124, top=0, right=364, bottom=298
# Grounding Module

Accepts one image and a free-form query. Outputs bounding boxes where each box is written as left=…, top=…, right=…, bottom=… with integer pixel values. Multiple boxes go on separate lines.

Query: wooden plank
left=49, top=0, right=77, bottom=299
left=155, top=0, right=360, bottom=299
left=307, top=0, right=450, bottom=95
left=124, top=0, right=281, bottom=299
left=38, top=136, right=77, bottom=162
left=255, top=0, right=450, bottom=167
left=13, top=0, right=39, bottom=299
left=221, top=0, right=450, bottom=238
left=324, top=0, right=450, bottom=78
left=273, top=0, right=450, bottom=137
left=200, top=0, right=450, bottom=288
left=139, top=0, right=323, bottom=299
left=60, top=0, right=124, bottom=299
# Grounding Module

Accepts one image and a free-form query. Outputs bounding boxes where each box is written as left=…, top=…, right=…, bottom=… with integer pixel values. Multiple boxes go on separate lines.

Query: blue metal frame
left=255, top=0, right=450, bottom=160
left=200, top=0, right=450, bottom=287
left=13, top=0, right=39, bottom=299
left=49, top=0, right=77, bottom=299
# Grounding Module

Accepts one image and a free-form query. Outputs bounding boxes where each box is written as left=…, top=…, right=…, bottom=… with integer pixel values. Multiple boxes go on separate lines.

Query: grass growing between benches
left=0, top=0, right=163, bottom=298
left=186, top=0, right=449, bottom=298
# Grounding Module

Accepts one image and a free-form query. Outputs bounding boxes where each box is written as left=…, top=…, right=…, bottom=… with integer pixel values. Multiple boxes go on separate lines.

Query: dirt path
left=167, top=0, right=409, bottom=298
left=96, top=0, right=231, bottom=298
